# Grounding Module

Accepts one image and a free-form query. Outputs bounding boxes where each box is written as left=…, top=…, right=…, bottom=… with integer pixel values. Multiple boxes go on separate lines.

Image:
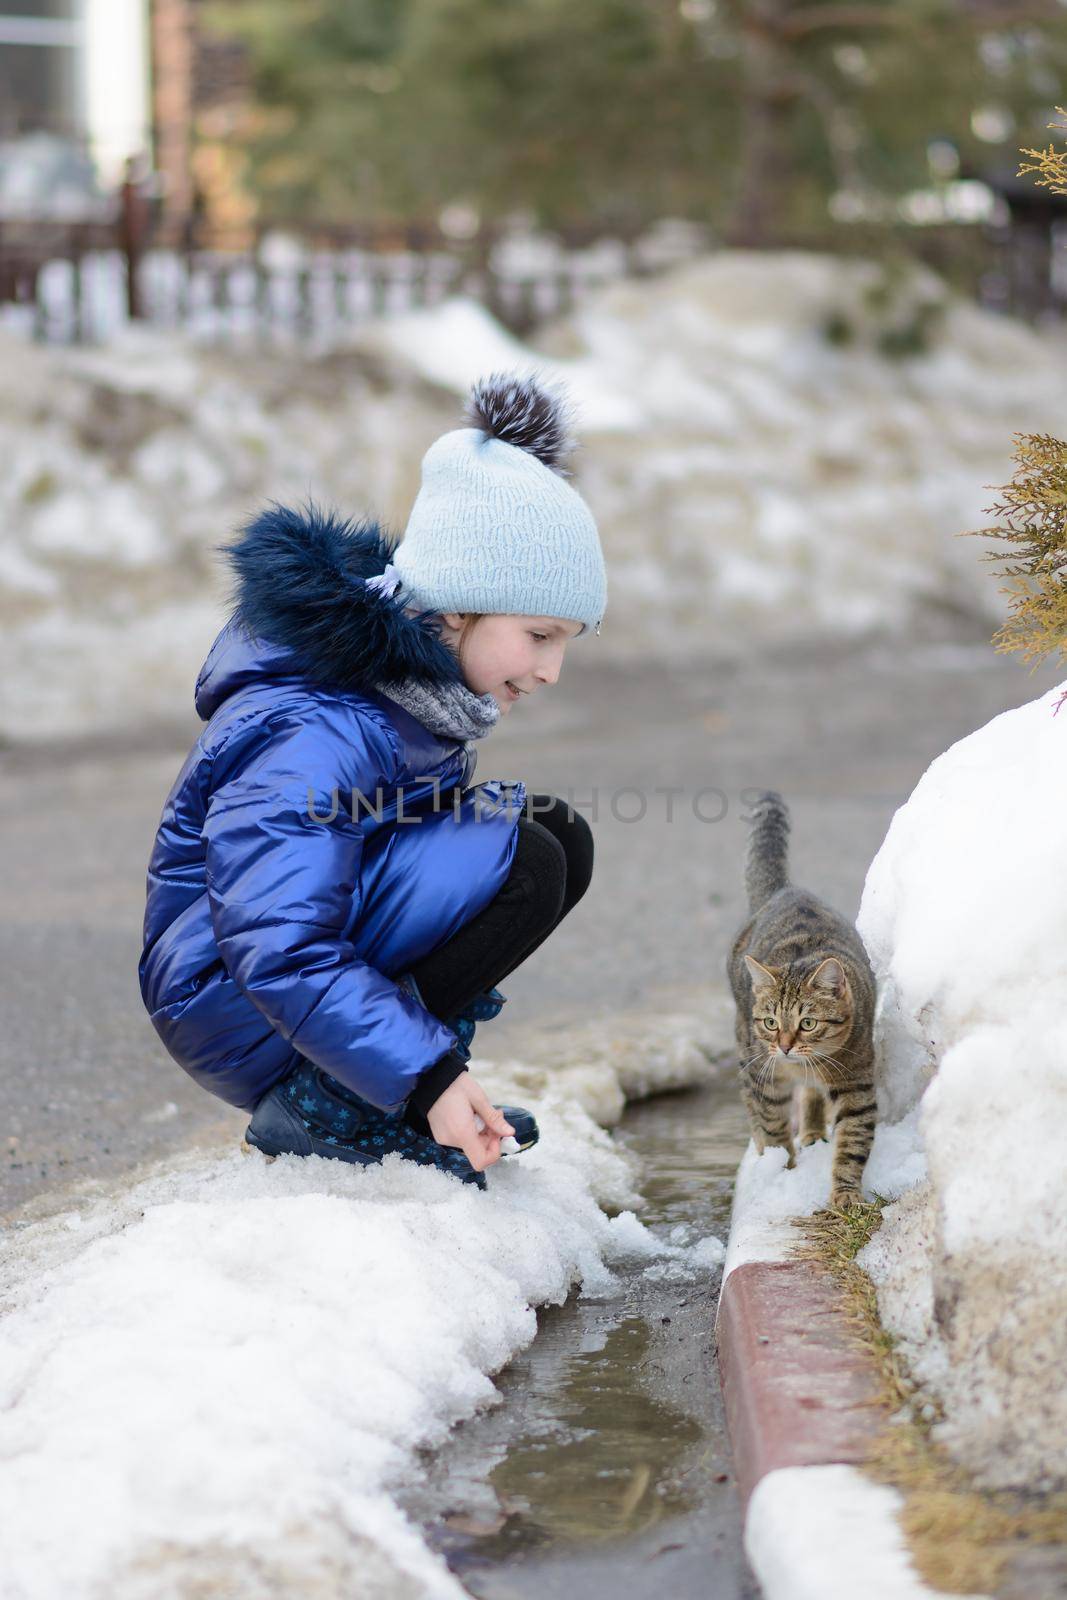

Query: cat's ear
left=806, top=958, right=848, bottom=998
left=744, top=955, right=779, bottom=988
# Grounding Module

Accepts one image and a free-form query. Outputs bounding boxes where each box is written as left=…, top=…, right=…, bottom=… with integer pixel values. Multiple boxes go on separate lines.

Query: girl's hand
left=427, top=1074, right=514, bottom=1171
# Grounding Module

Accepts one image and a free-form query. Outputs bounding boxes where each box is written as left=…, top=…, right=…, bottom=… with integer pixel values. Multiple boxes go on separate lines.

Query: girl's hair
left=452, top=613, right=484, bottom=672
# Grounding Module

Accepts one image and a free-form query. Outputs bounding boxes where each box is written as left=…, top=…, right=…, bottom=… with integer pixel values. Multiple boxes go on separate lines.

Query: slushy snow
left=3, top=251, right=1066, bottom=740
left=0, top=1026, right=724, bottom=1599
left=855, top=679, right=1067, bottom=1489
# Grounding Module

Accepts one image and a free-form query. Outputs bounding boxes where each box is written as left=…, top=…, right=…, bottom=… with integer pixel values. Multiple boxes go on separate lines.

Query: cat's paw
left=799, top=1130, right=827, bottom=1147
left=829, top=1186, right=862, bottom=1211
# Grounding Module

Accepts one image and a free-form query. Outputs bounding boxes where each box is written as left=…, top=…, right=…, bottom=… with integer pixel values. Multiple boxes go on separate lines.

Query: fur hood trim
left=219, top=501, right=464, bottom=692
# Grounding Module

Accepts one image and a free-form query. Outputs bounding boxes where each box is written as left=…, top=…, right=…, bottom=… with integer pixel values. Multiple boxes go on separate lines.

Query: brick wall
left=149, top=0, right=250, bottom=238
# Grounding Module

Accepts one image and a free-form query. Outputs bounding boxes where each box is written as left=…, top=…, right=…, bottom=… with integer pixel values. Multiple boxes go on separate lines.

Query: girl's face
left=437, top=612, right=583, bottom=714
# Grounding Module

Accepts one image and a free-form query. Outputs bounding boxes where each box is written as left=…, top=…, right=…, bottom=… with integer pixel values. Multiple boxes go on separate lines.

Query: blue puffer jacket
left=139, top=504, right=525, bottom=1114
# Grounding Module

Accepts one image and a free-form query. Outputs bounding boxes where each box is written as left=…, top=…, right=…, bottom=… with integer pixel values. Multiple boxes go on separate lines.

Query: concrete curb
left=716, top=1152, right=986, bottom=1600
left=717, top=1258, right=883, bottom=1508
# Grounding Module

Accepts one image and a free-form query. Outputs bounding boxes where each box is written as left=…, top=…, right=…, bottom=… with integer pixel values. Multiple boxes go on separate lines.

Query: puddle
left=402, top=1076, right=759, bottom=1600
left=487, top=1315, right=702, bottom=1544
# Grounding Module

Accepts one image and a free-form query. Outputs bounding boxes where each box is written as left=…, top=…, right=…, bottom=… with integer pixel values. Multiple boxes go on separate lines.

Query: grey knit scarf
left=366, top=577, right=501, bottom=742
left=372, top=675, right=501, bottom=743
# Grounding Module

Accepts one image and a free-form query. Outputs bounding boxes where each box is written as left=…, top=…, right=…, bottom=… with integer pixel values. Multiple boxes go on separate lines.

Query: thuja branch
left=967, top=434, right=1067, bottom=667
left=1019, top=110, right=1067, bottom=196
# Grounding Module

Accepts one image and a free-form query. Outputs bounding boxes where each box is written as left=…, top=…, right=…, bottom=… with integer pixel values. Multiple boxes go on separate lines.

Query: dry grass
left=796, top=1203, right=1067, bottom=1594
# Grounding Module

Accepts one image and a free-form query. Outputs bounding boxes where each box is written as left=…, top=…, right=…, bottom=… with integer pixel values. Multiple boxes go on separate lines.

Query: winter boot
left=243, top=1059, right=488, bottom=1187
left=397, top=972, right=539, bottom=1154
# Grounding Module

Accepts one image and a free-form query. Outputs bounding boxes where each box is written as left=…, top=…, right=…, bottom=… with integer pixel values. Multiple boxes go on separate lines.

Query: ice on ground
left=855, top=679, right=1067, bottom=1490
left=640, top=1231, right=726, bottom=1283
left=0, top=1033, right=723, bottom=1599
left=3, top=251, right=1066, bottom=740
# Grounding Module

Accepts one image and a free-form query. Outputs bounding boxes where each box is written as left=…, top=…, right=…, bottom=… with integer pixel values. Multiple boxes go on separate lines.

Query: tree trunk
left=728, top=0, right=802, bottom=247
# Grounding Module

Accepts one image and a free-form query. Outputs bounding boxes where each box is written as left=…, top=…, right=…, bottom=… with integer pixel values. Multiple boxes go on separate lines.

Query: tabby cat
left=726, top=791, right=877, bottom=1209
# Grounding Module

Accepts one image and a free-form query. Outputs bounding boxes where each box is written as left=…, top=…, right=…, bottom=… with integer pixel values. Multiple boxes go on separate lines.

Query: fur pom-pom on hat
left=391, top=369, right=607, bottom=633
left=463, top=372, right=575, bottom=475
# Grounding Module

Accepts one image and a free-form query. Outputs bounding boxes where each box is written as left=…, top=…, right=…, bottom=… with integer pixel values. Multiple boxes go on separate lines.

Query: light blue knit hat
left=390, top=372, right=607, bottom=636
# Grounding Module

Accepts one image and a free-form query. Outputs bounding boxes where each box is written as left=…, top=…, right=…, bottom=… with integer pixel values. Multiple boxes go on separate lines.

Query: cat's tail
left=744, top=790, right=791, bottom=912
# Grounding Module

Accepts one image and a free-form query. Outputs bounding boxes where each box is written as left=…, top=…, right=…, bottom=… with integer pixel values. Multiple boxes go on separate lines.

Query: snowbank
left=855, top=680, right=1067, bottom=1489
left=0, top=1034, right=723, bottom=1599
left=711, top=960, right=925, bottom=1276
left=747, top=1465, right=982, bottom=1600
left=722, top=1108, right=926, bottom=1283
left=3, top=252, right=1065, bottom=741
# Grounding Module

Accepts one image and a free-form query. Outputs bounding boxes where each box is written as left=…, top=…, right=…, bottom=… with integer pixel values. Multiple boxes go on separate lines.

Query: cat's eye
left=763, top=1016, right=777, bottom=1029
left=800, top=1018, right=817, bottom=1030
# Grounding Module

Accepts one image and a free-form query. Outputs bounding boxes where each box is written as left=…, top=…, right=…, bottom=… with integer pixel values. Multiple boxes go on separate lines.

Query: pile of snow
left=3, top=251, right=1066, bottom=741
left=721, top=1110, right=926, bottom=1284
left=0, top=323, right=455, bottom=743
left=855, top=680, right=1067, bottom=1490
left=0, top=1032, right=723, bottom=1598
left=746, top=1465, right=964, bottom=1600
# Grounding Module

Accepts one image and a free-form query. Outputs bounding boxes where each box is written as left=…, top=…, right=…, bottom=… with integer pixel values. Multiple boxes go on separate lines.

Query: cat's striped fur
left=726, top=792, right=877, bottom=1209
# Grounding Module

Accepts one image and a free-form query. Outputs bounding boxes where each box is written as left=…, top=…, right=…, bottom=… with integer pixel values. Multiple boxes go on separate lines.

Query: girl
left=138, top=373, right=608, bottom=1188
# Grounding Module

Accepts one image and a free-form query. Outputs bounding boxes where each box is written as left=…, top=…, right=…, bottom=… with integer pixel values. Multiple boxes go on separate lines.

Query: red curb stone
left=716, top=1259, right=887, bottom=1510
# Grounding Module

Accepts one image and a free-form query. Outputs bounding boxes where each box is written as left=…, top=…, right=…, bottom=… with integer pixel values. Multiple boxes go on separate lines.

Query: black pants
left=406, top=792, right=593, bottom=1023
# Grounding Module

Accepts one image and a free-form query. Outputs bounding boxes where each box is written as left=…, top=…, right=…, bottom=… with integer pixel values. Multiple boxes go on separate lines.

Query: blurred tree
left=724, top=0, right=1067, bottom=242
left=207, top=0, right=1067, bottom=237
left=207, top=0, right=740, bottom=230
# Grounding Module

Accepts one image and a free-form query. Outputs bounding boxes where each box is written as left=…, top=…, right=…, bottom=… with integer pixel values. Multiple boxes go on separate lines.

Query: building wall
left=0, top=1, right=148, bottom=209
left=85, top=0, right=150, bottom=184
left=149, top=0, right=250, bottom=238
left=149, top=0, right=193, bottom=218
left=0, top=3, right=86, bottom=142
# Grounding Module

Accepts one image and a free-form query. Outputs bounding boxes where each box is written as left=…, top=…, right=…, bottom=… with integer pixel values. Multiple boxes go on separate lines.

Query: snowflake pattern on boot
left=280, top=1059, right=486, bottom=1186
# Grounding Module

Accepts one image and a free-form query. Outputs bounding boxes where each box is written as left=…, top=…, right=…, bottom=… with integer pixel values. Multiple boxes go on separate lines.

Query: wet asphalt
left=403, top=1077, right=759, bottom=1600
left=1, top=632, right=1062, bottom=1215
